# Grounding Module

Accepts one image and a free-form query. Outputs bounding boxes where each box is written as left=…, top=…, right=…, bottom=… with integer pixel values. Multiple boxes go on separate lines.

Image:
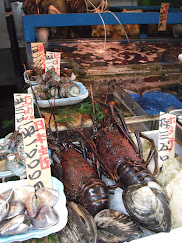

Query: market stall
left=1, top=1, right=182, bottom=242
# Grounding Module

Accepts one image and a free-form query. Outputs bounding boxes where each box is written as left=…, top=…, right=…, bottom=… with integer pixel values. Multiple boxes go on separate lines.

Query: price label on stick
left=22, top=118, right=52, bottom=189
left=158, top=112, right=176, bottom=171
left=45, top=51, right=61, bottom=76
left=31, top=42, right=46, bottom=69
left=158, top=3, right=170, bottom=31
left=14, top=93, right=34, bottom=132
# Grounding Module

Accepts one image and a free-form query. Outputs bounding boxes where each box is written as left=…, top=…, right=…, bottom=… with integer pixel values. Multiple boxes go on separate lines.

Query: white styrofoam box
left=143, top=130, right=182, bottom=157
left=134, top=130, right=182, bottom=242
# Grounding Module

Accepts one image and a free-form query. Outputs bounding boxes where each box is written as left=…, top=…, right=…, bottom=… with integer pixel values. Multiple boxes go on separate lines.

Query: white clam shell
left=31, top=205, right=59, bottom=229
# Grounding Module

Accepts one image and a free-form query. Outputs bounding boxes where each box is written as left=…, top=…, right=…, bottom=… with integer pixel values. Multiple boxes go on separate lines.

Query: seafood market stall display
left=1, top=2, right=182, bottom=243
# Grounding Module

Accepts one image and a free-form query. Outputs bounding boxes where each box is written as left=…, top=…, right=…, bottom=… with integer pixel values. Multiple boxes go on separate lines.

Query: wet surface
left=47, top=39, right=182, bottom=68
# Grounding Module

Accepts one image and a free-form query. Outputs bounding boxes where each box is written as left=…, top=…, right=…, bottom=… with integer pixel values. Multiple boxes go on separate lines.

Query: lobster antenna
left=23, top=64, right=42, bottom=118
left=90, top=85, right=98, bottom=135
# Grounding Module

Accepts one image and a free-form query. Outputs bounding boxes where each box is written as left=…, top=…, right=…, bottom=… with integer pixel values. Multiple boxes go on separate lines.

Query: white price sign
left=158, top=112, right=176, bottom=171
left=14, top=93, right=34, bottom=132
left=22, top=118, right=52, bottom=189
left=45, top=51, right=61, bottom=76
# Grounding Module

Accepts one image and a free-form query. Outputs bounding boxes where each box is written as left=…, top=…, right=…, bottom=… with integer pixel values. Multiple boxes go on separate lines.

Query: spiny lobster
left=83, top=102, right=159, bottom=189
left=46, top=116, right=109, bottom=217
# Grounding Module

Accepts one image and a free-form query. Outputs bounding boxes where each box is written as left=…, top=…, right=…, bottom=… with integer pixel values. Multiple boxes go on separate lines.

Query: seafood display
left=74, top=104, right=171, bottom=233
left=0, top=132, right=26, bottom=178
left=28, top=68, right=81, bottom=100
left=0, top=186, right=59, bottom=235
left=49, top=40, right=181, bottom=68
left=24, top=66, right=75, bottom=85
left=123, top=182, right=171, bottom=233
left=156, top=157, right=182, bottom=229
left=92, top=105, right=158, bottom=188
left=59, top=201, right=97, bottom=242
left=49, top=127, right=109, bottom=216
left=94, top=209, right=143, bottom=242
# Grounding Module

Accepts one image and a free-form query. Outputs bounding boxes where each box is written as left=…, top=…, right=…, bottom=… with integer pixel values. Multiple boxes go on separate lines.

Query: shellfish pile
left=0, top=186, right=59, bottom=235
left=0, top=131, right=26, bottom=178
left=32, top=68, right=81, bottom=100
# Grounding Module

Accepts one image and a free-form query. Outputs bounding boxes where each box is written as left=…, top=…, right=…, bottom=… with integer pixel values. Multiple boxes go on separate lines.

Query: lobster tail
left=79, top=178, right=109, bottom=216
left=115, top=158, right=155, bottom=189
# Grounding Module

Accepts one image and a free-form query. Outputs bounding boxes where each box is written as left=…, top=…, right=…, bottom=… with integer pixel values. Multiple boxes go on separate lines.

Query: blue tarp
left=130, top=91, right=182, bottom=115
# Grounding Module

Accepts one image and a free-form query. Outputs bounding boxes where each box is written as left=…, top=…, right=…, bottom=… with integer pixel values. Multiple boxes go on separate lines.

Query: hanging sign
left=22, top=118, right=52, bottom=190
left=31, top=42, right=46, bottom=69
left=45, top=51, right=61, bottom=76
left=14, top=93, right=34, bottom=132
left=158, top=112, right=176, bottom=171
left=158, top=3, right=170, bottom=31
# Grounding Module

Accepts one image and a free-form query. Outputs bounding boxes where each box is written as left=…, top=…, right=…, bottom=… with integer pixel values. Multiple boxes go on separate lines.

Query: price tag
left=158, top=112, right=176, bottom=171
left=45, top=51, right=61, bottom=76
left=158, top=3, right=170, bottom=31
left=31, top=42, right=46, bottom=69
left=22, top=118, right=52, bottom=190
left=14, top=93, right=34, bottom=132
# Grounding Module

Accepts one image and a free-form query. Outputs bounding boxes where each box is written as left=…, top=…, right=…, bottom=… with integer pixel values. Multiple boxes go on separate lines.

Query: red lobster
left=88, top=104, right=158, bottom=189
left=47, top=123, right=109, bottom=217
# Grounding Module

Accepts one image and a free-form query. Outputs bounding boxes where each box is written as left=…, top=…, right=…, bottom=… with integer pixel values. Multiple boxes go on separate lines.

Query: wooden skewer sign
left=158, top=3, right=170, bottom=31
left=22, top=118, right=52, bottom=189
left=158, top=112, right=176, bottom=171
left=14, top=93, right=34, bottom=132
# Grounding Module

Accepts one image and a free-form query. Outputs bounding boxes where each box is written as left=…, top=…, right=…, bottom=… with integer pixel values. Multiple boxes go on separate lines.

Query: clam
left=31, top=205, right=59, bottom=229
left=13, top=186, right=35, bottom=203
left=59, top=201, right=97, bottom=243
left=67, top=83, right=81, bottom=97
left=0, top=188, right=14, bottom=203
left=35, top=187, right=59, bottom=207
left=5, top=201, right=25, bottom=219
left=94, top=209, right=143, bottom=243
left=0, top=214, right=31, bottom=235
left=0, top=199, right=9, bottom=223
left=122, top=181, right=171, bottom=233
left=25, top=192, right=41, bottom=218
left=0, top=219, right=9, bottom=231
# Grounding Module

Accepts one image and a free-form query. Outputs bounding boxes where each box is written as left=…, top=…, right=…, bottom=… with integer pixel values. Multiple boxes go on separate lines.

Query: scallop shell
left=59, top=201, right=97, bottom=243
left=123, top=181, right=171, bottom=233
left=94, top=209, right=143, bottom=242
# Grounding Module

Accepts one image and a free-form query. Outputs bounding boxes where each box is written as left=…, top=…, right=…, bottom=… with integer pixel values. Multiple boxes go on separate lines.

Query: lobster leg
left=138, top=132, right=158, bottom=175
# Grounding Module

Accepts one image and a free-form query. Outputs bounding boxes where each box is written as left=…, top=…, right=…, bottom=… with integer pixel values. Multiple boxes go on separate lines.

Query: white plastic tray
left=28, top=81, right=89, bottom=108
left=0, top=177, right=68, bottom=243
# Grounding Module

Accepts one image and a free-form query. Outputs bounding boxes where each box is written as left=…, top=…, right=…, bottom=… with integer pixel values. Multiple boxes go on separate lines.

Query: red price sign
left=22, top=118, right=52, bottom=189
left=31, top=42, right=46, bottom=69
left=158, top=3, right=170, bottom=31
